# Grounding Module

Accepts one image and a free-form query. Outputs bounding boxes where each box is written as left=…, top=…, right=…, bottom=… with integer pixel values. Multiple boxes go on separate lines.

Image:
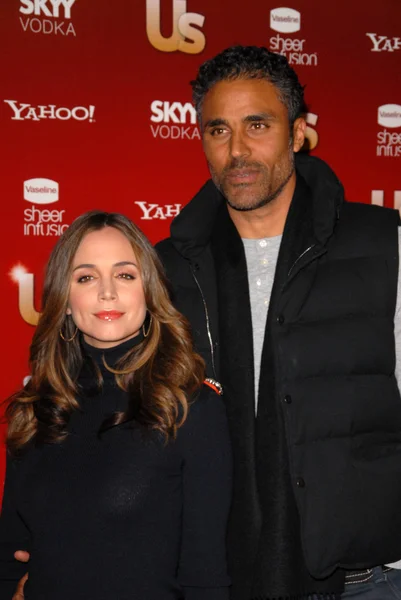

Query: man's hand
left=13, top=551, right=30, bottom=600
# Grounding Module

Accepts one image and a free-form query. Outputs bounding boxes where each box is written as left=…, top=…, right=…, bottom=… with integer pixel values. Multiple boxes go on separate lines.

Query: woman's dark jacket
left=156, top=153, right=401, bottom=598
left=0, top=339, right=232, bottom=600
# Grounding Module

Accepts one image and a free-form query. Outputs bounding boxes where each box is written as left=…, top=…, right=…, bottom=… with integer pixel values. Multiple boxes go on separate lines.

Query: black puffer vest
left=272, top=191, right=401, bottom=575
left=156, top=154, right=401, bottom=594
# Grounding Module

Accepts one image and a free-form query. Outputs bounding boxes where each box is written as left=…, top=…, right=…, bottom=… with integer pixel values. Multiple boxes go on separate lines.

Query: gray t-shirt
left=242, top=235, right=282, bottom=413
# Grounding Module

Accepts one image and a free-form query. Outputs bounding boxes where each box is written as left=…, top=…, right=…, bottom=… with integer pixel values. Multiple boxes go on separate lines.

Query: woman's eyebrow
left=72, top=261, right=138, bottom=271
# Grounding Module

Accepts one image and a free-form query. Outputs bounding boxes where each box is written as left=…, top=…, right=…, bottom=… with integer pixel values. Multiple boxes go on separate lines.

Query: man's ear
left=293, top=117, right=306, bottom=153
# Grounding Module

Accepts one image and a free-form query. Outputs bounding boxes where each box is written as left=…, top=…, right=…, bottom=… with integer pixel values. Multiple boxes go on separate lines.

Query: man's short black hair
left=191, top=45, right=306, bottom=126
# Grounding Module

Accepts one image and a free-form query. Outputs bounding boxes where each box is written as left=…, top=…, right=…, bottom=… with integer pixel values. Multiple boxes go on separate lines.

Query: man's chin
left=222, top=183, right=260, bottom=210
left=225, top=195, right=265, bottom=212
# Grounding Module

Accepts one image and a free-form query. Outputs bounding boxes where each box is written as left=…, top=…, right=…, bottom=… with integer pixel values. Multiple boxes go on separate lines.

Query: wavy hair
left=191, top=45, right=306, bottom=127
left=6, top=211, right=205, bottom=453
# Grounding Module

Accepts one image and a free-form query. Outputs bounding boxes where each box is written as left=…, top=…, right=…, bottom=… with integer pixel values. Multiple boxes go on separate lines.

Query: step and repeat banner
left=0, top=0, right=400, bottom=491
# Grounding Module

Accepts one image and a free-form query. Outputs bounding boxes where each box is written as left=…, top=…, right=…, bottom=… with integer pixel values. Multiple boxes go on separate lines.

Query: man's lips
left=225, top=169, right=260, bottom=184
left=94, top=311, right=124, bottom=321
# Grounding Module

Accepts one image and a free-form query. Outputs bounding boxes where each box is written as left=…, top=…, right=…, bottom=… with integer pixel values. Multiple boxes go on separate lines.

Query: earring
left=142, top=314, right=153, bottom=338
left=59, top=327, right=78, bottom=342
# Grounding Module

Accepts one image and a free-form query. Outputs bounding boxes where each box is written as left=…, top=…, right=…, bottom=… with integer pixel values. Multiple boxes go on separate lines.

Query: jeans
left=340, top=566, right=401, bottom=599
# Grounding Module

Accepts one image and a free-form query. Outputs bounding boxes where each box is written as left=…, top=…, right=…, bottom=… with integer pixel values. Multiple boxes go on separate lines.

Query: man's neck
left=227, top=174, right=296, bottom=239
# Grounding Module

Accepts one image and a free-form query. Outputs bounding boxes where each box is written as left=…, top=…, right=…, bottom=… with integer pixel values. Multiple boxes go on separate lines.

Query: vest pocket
left=351, top=431, right=401, bottom=469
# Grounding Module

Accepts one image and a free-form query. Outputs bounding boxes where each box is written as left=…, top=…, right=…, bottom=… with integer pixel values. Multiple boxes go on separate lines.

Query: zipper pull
left=204, top=378, right=223, bottom=396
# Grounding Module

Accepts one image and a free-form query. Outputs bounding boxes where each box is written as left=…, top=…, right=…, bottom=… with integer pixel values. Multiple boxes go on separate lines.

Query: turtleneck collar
left=81, top=331, right=145, bottom=370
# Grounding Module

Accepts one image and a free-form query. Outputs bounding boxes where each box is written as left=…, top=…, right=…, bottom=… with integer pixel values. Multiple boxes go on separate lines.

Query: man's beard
left=210, top=150, right=295, bottom=212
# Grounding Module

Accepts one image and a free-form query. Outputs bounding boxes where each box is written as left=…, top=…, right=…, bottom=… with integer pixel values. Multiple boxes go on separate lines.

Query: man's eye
left=250, top=122, right=266, bottom=130
left=210, top=128, right=226, bottom=136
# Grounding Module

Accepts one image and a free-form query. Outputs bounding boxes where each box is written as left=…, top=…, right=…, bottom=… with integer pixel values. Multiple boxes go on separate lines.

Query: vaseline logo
left=24, top=178, right=59, bottom=204
left=146, top=0, right=205, bottom=54
left=378, top=104, right=401, bottom=128
left=270, top=7, right=301, bottom=33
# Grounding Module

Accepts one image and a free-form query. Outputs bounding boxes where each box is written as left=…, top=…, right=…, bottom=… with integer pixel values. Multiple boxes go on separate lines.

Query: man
left=156, top=46, right=401, bottom=600
left=11, top=45, right=401, bottom=600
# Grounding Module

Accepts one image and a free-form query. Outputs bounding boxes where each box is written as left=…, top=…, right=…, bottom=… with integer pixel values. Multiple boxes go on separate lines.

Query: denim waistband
left=344, top=566, right=393, bottom=585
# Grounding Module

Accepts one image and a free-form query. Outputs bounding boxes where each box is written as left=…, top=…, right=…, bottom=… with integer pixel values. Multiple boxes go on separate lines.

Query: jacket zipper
left=287, top=244, right=316, bottom=279
left=190, top=245, right=322, bottom=379
left=190, top=266, right=217, bottom=380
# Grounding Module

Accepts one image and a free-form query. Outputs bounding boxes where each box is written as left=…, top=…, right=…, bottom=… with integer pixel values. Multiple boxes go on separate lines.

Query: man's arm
left=386, top=226, right=401, bottom=569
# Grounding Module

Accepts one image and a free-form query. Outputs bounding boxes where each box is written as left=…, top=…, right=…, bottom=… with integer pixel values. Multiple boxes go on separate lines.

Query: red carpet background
left=1, top=0, right=400, bottom=497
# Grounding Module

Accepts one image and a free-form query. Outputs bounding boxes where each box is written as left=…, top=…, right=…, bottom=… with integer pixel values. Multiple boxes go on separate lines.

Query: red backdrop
left=1, top=0, right=400, bottom=496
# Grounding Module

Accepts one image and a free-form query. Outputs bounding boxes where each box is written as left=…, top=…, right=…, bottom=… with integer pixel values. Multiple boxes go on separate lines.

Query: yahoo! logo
left=4, top=100, right=96, bottom=122
left=366, top=33, right=401, bottom=52
left=135, top=202, right=181, bottom=220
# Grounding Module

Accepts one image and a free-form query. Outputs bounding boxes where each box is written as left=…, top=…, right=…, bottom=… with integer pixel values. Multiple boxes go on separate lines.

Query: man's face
left=201, top=78, right=305, bottom=211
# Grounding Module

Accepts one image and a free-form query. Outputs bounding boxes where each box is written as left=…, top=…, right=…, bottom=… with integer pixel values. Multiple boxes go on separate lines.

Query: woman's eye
left=117, top=273, right=135, bottom=280
left=77, top=275, right=93, bottom=283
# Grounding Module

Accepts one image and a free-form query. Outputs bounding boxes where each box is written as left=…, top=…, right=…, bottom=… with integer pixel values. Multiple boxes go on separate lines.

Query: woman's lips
left=94, top=311, right=124, bottom=321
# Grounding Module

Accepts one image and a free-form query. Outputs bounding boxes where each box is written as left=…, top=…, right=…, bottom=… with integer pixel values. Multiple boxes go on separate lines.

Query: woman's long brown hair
left=6, top=211, right=205, bottom=453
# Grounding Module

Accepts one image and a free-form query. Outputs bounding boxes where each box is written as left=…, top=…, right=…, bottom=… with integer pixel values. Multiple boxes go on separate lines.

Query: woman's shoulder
left=175, top=381, right=231, bottom=463
left=189, top=381, right=225, bottom=416
left=176, top=381, right=228, bottom=443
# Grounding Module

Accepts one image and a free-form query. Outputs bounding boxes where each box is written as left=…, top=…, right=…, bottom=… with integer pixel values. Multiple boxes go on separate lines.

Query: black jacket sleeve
left=177, top=385, right=232, bottom=600
left=0, top=452, right=31, bottom=598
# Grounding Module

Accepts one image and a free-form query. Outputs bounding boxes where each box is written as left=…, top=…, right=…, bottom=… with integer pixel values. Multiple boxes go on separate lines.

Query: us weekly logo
left=10, top=264, right=40, bottom=326
left=146, top=0, right=206, bottom=54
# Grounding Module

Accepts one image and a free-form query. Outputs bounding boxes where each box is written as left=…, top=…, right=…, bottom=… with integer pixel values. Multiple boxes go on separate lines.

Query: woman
left=0, top=211, right=232, bottom=600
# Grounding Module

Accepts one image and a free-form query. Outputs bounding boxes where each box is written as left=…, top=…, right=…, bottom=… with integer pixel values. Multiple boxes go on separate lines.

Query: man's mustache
left=222, top=158, right=265, bottom=174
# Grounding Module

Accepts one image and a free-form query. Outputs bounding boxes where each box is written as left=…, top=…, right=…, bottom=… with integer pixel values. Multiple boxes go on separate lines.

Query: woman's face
left=66, top=227, right=147, bottom=349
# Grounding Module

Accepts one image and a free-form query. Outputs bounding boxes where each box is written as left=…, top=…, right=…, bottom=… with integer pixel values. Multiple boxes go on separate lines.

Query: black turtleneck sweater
left=0, top=335, right=232, bottom=600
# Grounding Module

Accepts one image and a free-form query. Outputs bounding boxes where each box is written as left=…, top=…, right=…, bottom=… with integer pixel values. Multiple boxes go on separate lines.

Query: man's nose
left=229, top=130, right=251, bottom=159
